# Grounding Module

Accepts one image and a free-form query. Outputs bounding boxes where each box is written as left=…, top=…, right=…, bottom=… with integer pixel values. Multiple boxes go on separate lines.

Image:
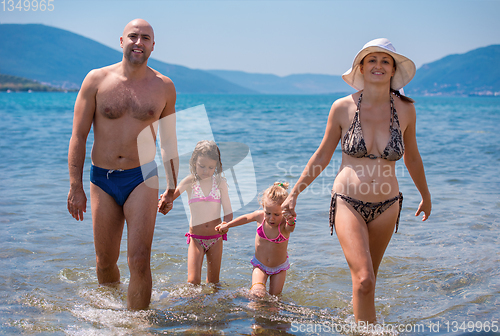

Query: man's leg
left=90, top=183, right=125, bottom=285
left=123, top=177, right=158, bottom=310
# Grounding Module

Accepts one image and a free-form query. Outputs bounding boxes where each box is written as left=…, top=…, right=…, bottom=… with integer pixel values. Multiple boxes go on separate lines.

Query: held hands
left=281, top=194, right=297, bottom=220
left=215, top=222, right=229, bottom=235
left=158, top=189, right=174, bottom=215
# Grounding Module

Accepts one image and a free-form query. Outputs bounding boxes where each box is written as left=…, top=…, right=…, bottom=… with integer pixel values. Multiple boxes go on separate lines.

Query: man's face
left=120, top=22, right=155, bottom=65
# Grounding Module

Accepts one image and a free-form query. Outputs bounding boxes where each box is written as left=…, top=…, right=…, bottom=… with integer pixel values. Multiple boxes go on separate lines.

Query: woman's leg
left=334, top=198, right=377, bottom=323
left=335, top=198, right=400, bottom=323
left=205, top=238, right=223, bottom=284
left=187, top=238, right=205, bottom=285
left=366, top=202, right=399, bottom=278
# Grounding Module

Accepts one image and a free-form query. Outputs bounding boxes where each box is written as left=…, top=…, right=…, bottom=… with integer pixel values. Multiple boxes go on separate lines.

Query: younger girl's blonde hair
left=259, top=182, right=289, bottom=206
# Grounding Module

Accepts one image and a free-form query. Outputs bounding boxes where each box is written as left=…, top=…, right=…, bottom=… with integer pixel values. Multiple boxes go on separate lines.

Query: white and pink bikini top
left=188, top=176, right=221, bottom=205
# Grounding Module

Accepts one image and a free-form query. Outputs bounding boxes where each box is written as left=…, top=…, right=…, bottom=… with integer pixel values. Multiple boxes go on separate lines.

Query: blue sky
left=2, top=0, right=500, bottom=76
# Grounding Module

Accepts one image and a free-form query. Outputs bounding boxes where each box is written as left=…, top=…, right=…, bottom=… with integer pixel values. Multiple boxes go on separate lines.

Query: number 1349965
left=2, top=0, right=54, bottom=11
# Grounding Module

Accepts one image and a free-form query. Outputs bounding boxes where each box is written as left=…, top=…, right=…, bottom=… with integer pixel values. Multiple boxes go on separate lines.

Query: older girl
left=160, top=140, right=232, bottom=285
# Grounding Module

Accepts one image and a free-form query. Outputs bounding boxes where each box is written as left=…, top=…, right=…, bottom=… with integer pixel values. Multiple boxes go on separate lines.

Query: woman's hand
left=415, top=197, right=431, bottom=221
left=281, top=193, right=298, bottom=219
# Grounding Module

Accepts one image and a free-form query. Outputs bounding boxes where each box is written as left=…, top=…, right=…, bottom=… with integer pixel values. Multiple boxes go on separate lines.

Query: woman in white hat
left=282, top=38, right=431, bottom=323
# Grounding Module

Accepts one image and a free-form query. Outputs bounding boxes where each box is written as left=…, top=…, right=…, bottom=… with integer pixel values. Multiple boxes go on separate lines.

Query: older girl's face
left=360, top=52, right=395, bottom=84
left=195, top=155, right=217, bottom=180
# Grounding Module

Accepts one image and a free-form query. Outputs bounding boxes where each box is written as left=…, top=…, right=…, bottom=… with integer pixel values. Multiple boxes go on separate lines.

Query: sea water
left=0, top=93, right=499, bottom=335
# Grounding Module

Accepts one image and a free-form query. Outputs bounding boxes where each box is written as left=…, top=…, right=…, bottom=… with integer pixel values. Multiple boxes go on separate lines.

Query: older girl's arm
left=220, top=178, right=233, bottom=223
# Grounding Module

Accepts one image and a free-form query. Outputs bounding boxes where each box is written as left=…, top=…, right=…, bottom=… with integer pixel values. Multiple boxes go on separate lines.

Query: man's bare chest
left=96, top=83, right=164, bottom=121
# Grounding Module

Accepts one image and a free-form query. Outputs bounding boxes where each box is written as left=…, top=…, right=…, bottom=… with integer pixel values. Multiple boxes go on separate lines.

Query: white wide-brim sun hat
left=342, top=38, right=416, bottom=91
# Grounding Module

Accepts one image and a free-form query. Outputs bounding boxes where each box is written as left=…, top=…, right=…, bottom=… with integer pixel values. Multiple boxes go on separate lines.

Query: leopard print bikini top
left=342, top=93, right=404, bottom=161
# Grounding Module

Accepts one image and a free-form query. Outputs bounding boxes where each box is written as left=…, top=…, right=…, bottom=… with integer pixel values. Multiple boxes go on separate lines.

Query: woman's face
left=360, top=52, right=395, bottom=84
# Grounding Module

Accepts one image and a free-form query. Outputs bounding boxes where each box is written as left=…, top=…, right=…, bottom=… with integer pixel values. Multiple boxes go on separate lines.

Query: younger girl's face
left=195, top=155, right=217, bottom=180
left=263, top=200, right=283, bottom=226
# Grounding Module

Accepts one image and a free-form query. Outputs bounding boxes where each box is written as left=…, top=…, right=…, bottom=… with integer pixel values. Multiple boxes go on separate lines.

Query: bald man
left=67, top=19, right=178, bottom=309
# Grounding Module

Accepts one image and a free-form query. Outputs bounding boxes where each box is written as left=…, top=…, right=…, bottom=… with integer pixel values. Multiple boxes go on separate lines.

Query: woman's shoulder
left=333, top=93, right=359, bottom=108
left=328, top=93, right=360, bottom=125
left=392, top=94, right=416, bottom=122
left=330, top=93, right=361, bottom=113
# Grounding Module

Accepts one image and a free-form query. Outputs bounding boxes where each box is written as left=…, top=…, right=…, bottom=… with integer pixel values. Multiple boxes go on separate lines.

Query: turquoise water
left=1, top=93, right=499, bottom=335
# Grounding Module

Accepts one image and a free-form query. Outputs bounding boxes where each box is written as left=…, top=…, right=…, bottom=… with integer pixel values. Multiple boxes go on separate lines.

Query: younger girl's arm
left=219, top=178, right=233, bottom=223
left=172, top=175, right=191, bottom=200
left=284, top=217, right=296, bottom=233
left=215, top=210, right=263, bottom=235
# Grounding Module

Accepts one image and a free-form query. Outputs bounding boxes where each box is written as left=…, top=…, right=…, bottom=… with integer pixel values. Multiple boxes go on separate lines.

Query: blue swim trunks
left=90, top=161, right=158, bottom=206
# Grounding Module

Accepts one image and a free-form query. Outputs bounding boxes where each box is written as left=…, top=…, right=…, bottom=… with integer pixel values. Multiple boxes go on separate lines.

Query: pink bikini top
left=188, top=176, right=221, bottom=205
left=257, top=218, right=289, bottom=244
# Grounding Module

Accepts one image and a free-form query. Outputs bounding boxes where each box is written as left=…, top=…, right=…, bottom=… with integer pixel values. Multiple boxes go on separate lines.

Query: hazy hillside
left=0, top=74, right=64, bottom=92
left=207, top=70, right=353, bottom=94
left=0, top=24, right=256, bottom=94
left=406, top=44, right=500, bottom=96
left=2, top=24, right=498, bottom=96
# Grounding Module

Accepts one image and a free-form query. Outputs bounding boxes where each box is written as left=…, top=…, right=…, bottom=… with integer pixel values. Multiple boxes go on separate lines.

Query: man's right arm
left=67, top=70, right=100, bottom=221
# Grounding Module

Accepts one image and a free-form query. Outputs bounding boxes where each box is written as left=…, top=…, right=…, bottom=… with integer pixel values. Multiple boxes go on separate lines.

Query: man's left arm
left=158, top=78, right=178, bottom=214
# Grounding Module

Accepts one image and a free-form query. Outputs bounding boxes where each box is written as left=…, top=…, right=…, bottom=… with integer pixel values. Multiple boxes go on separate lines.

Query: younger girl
left=160, top=140, right=232, bottom=285
left=216, top=182, right=295, bottom=296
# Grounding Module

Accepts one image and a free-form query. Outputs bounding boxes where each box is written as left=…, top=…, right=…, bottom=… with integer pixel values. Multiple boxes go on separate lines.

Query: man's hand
left=68, top=186, right=87, bottom=221
left=158, top=189, right=174, bottom=215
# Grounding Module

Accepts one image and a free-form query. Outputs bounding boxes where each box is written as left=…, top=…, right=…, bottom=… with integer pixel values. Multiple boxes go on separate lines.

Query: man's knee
left=96, top=252, right=119, bottom=270
left=128, top=247, right=151, bottom=274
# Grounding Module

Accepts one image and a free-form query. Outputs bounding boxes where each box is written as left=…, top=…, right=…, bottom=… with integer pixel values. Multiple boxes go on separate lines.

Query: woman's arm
left=402, top=104, right=432, bottom=221
left=282, top=98, right=344, bottom=217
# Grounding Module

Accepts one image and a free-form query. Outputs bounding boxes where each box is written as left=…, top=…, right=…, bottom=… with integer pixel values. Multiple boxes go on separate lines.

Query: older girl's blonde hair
left=189, top=140, right=223, bottom=181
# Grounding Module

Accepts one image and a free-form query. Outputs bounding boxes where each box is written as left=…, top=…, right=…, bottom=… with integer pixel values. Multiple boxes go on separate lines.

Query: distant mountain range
left=206, top=70, right=352, bottom=94
left=1, top=23, right=499, bottom=96
left=0, top=24, right=254, bottom=94
left=405, top=44, right=500, bottom=96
